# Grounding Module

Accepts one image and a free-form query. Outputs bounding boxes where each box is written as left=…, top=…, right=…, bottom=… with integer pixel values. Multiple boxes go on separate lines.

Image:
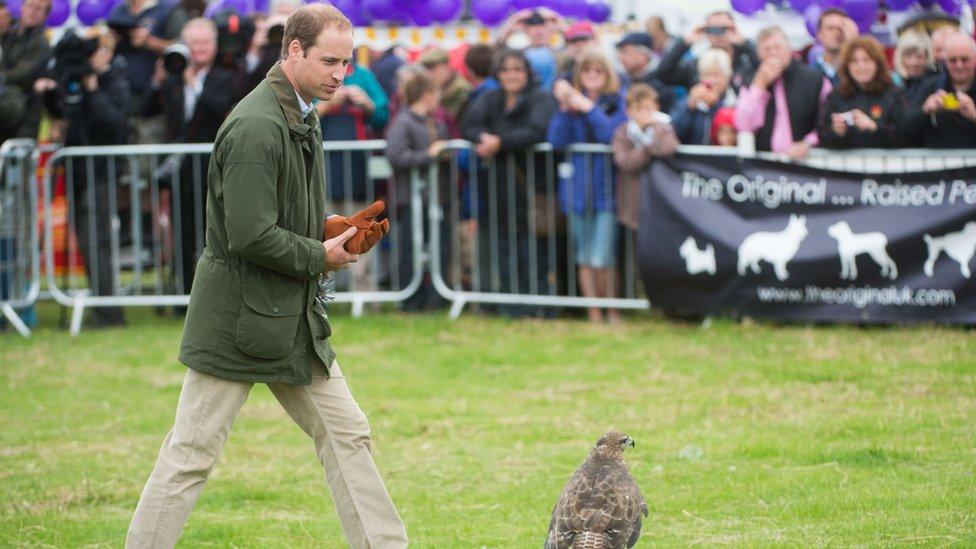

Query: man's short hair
left=464, top=43, right=495, bottom=80
left=817, top=7, right=848, bottom=31
left=182, top=17, right=217, bottom=41
left=626, top=83, right=658, bottom=107
left=705, top=10, right=733, bottom=22
left=756, top=25, right=787, bottom=46
left=403, top=71, right=436, bottom=106
left=280, top=3, right=352, bottom=59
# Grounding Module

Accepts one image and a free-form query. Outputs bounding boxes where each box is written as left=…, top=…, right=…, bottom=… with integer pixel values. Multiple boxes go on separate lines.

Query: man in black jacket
left=735, top=26, right=832, bottom=159
left=147, top=17, right=239, bottom=298
left=44, top=30, right=131, bottom=327
left=0, top=0, right=51, bottom=139
left=614, top=32, right=675, bottom=112
left=653, top=10, right=759, bottom=93
left=903, top=32, right=976, bottom=149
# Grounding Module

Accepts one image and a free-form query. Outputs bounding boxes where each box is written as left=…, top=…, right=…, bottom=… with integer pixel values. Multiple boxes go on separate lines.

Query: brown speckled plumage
left=545, top=431, right=648, bottom=549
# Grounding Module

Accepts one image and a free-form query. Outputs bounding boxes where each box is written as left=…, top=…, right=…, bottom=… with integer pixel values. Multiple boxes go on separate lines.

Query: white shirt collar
left=295, top=91, right=313, bottom=119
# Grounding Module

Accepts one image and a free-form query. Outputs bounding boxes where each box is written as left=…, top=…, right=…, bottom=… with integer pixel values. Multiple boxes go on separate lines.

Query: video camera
left=43, top=30, right=100, bottom=119
left=212, top=7, right=255, bottom=69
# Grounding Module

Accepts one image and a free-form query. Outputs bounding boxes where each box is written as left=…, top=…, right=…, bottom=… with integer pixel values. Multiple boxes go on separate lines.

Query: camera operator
left=39, top=28, right=130, bottom=327
left=1, top=0, right=52, bottom=140
left=146, top=17, right=238, bottom=299
left=107, top=0, right=177, bottom=120
left=241, top=13, right=286, bottom=95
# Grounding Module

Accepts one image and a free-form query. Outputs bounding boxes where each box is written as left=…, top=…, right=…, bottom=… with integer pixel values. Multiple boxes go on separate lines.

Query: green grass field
left=1, top=305, right=974, bottom=547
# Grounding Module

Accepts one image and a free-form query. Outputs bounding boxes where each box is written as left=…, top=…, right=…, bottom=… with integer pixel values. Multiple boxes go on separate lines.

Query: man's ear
left=288, top=39, right=303, bottom=59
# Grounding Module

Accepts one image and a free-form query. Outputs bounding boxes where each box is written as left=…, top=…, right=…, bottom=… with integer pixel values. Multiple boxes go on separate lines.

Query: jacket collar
left=266, top=61, right=321, bottom=144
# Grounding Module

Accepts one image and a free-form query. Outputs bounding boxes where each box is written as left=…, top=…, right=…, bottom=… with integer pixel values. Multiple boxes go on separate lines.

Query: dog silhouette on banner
left=827, top=221, right=898, bottom=281
left=737, top=214, right=808, bottom=281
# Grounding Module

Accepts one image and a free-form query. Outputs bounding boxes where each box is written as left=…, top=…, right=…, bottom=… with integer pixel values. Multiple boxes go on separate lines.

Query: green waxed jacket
left=178, top=62, right=335, bottom=385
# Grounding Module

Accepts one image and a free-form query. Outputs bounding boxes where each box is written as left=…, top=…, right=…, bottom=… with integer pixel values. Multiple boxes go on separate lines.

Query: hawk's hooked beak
left=624, top=437, right=635, bottom=448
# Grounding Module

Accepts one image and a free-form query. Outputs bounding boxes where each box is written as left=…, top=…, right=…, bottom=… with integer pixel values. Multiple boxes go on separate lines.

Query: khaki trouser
left=126, top=361, right=407, bottom=548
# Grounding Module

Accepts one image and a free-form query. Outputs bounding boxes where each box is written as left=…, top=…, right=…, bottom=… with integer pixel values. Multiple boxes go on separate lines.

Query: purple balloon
left=5, top=0, right=21, bottom=18
left=803, top=4, right=823, bottom=36
left=472, top=0, right=510, bottom=25
left=322, top=0, right=357, bottom=19
left=731, top=0, right=766, bottom=15
left=46, top=0, right=70, bottom=25
left=885, top=0, right=916, bottom=9
left=788, top=0, right=815, bottom=11
left=205, top=0, right=249, bottom=17
left=512, top=0, right=543, bottom=8
left=551, top=0, right=586, bottom=17
left=843, top=0, right=877, bottom=32
left=936, top=0, right=961, bottom=15
left=428, top=0, right=462, bottom=22
left=409, top=1, right=436, bottom=25
left=587, top=1, right=610, bottom=22
left=76, top=0, right=107, bottom=24
left=363, top=0, right=397, bottom=19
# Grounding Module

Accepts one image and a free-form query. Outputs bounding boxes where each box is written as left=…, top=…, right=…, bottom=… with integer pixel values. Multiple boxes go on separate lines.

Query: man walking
left=126, top=5, right=406, bottom=548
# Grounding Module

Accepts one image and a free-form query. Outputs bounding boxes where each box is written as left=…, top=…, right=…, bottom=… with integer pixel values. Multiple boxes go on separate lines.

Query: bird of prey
left=545, top=431, right=648, bottom=549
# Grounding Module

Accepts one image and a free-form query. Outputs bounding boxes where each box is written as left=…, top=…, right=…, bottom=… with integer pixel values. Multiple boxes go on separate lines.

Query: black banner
left=638, top=154, right=976, bottom=324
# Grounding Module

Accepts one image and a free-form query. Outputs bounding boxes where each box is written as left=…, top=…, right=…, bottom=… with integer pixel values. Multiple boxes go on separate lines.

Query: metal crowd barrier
left=40, top=141, right=418, bottom=335
left=426, top=140, right=653, bottom=319
left=15, top=137, right=976, bottom=335
left=0, top=139, right=40, bottom=337
left=322, top=140, right=424, bottom=316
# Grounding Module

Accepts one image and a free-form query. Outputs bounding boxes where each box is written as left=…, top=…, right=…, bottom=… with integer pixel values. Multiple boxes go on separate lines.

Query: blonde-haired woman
left=548, top=48, right=628, bottom=323
left=894, top=29, right=939, bottom=103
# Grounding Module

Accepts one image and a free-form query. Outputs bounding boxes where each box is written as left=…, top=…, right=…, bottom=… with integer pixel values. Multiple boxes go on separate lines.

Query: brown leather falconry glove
left=322, top=199, right=391, bottom=254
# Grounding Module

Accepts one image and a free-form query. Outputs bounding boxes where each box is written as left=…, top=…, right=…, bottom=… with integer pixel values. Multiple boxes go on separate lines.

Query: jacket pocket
left=235, top=268, right=303, bottom=359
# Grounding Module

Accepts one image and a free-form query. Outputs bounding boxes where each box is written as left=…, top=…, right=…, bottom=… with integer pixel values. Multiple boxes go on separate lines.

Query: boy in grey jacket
left=384, top=71, right=451, bottom=310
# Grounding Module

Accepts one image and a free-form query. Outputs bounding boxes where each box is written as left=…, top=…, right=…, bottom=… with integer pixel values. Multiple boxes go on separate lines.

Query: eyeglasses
left=946, top=56, right=973, bottom=64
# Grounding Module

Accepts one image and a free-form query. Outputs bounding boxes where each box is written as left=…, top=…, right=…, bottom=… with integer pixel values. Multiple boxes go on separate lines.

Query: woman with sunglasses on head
left=548, top=48, right=628, bottom=323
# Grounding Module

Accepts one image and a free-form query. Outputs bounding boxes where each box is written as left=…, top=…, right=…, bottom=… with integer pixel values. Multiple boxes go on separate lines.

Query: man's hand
left=752, top=58, right=785, bottom=90
left=345, top=85, right=375, bottom=113
left=324, top=227, right=359, bottom=272
left=956, top=92, right=976, bottom=122
left=922, top=90, right=946, bottom=114
left=786, top=141, right=810, bottom=160
left=322, top=199, right=390, bottom=254
left=476, top=132, right=502, bottom=158
left=130, top=26, right=150, bottom=49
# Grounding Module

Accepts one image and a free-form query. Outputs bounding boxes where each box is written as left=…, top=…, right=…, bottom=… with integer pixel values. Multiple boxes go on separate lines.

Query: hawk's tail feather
left=572, top=531, right=609, bottom=549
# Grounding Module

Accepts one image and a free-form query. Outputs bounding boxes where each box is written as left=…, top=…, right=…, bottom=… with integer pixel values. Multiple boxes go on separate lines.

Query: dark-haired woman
left=819, top=36, right=907, bottom=149
left=460, top=49, right=557, bottom=316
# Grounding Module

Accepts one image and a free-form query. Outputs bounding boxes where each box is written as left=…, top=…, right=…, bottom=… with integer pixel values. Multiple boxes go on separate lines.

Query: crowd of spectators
left=1, top=1, right=975, bottom=322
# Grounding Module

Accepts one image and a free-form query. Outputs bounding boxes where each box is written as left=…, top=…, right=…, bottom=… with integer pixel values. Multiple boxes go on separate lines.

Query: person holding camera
left=902, top=31, right=976, bottom=149
left=654, top=10, right=759, bottom=93
left=38, top=28, right=130, bottom=327
left=670, top=48, right=738, bottom=145
left=1, top=0, right=51, bottom=140
left=146, top=17, right=240, bottom=299
left=107, top=0, right=177, bottom=115
left=818, top=37, right=906, bottom=149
